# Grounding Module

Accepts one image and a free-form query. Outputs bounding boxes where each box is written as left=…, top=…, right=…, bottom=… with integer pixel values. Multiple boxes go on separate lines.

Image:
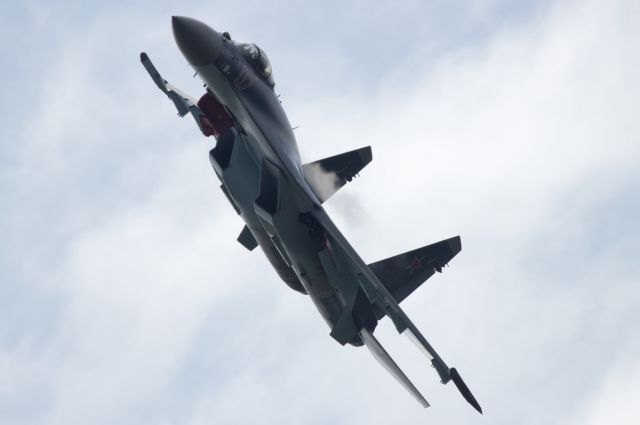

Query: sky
left=1, top=0, right=639, bottom=424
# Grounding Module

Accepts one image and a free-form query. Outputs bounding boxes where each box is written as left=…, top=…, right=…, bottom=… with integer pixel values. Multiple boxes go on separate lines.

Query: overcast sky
left=1, top=0, right=639, bottom=424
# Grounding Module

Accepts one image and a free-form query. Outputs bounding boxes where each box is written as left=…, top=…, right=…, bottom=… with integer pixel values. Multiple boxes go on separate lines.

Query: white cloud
left=1, top=0, right=639, bottom=424
left=576, top=360, right=640, bottom=425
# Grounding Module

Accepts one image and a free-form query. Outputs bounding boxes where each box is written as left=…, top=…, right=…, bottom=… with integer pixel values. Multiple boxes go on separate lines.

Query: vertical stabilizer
left=359, top=328, right=430, bottom=408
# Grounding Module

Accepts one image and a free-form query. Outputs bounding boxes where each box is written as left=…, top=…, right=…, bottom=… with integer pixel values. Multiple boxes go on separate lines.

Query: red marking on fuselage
left=197, top=92, right=235, bottom=137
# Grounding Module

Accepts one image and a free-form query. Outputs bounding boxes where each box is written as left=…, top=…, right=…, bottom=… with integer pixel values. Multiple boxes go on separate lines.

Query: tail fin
left=360, top=328, right=430, bottom=408
left=302, top=146, right=372, bottom=203
left=450, top=368, right=483, bottom=414
left=368, top=236, right=461, bottom=310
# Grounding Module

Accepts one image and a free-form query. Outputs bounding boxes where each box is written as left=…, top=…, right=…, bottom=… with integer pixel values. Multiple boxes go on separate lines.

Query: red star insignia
left=406, top=256, right=425, bottom=274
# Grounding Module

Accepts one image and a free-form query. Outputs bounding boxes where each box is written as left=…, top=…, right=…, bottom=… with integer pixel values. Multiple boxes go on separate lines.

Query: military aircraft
left=141, top=16, right=482, bottom=413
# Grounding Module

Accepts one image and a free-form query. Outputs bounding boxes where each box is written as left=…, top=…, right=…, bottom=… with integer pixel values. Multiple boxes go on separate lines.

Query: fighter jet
left=141, top=16, right=482, bottom=413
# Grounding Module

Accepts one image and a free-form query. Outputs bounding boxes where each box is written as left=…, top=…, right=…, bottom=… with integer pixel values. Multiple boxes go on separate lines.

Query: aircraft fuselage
left=172, top=17, right=372, bottom=344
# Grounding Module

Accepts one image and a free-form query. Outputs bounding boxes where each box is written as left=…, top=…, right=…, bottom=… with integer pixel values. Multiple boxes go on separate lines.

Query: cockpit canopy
left=236, top=42, right=275, bottom=88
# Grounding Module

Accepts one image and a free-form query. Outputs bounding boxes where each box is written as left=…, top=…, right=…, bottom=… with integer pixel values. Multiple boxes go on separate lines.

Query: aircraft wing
left=140, top=52, right=216, bottom=137
left=312, top=209, right=482, bottom=413
left=140, top=52, right=198, bottom=117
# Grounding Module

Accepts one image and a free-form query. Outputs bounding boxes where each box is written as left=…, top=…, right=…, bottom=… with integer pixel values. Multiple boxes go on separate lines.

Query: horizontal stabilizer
left=302, top=146, right=372, bottom=203
left=237, top=225, right=258, bottom=251
left=360, top=328, right=430, bottom=408
left=368, top=236, right=461, bottom=310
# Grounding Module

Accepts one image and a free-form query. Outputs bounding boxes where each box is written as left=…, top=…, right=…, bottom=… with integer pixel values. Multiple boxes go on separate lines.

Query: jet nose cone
left=172, top=16, right=223, bottom=66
